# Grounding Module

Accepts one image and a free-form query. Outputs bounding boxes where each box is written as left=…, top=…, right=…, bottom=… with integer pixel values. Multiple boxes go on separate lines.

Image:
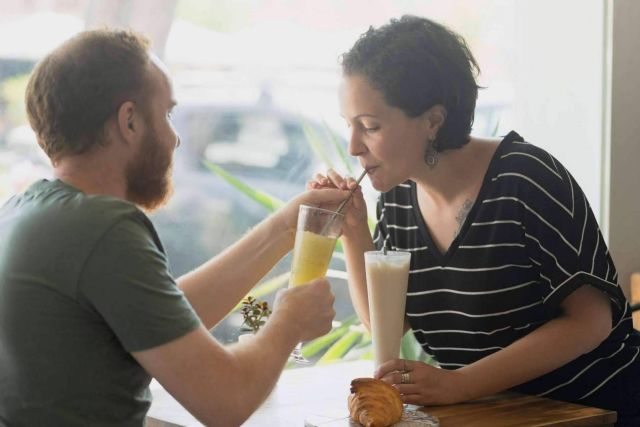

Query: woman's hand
left=375, top=359, right=466, bottom=406
left=276, top=186, right=353, bottom=236
left=307, top=169, right=368, bottom=238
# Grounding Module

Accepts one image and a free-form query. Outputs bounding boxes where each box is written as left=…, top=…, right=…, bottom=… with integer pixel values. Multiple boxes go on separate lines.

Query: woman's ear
left=425, top=104, right=447, bottom=136
left=116, top=101, right=141, bottom=144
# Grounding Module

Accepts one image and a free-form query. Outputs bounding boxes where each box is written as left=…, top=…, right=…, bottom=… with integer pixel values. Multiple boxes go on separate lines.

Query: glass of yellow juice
left=289, top=204, right=344, bottom=363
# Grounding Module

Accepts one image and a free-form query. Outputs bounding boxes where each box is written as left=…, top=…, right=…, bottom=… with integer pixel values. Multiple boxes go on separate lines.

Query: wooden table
left=146, top=360, right=616, bottom=427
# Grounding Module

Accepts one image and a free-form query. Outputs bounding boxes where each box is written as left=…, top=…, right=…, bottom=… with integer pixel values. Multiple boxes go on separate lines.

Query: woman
left=311, top=15, right=640, bottom=425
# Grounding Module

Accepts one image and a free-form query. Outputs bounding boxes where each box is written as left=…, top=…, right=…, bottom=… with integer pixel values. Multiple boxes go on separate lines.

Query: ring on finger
left=400, top=371, right=411, bottom=384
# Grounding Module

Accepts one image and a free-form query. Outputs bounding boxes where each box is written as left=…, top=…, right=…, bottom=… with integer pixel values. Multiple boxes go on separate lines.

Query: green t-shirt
left=0, top=179, right=201, bottom=426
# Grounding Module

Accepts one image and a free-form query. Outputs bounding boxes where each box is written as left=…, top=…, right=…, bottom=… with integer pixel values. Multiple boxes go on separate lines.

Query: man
left=0, top=29, right=355, bottom=426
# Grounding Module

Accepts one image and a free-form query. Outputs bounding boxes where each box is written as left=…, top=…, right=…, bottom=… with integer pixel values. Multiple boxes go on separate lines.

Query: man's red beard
left=125, top=125, right=174, bottom=212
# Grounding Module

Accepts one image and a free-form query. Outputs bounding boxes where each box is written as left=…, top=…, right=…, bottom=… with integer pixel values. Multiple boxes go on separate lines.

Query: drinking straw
left=320, top=169, right=368, bottom=235
left=335, top=169, right=368, bottom=216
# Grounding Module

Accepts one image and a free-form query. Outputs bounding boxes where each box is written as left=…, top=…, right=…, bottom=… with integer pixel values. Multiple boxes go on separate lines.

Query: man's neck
left=53, top=151, right=128, bottom=200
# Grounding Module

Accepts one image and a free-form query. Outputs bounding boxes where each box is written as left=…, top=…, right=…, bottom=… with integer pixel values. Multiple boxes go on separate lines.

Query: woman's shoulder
left=492, top=131, right=569, bottom=182
left=487, top=132, right=584, bottom=214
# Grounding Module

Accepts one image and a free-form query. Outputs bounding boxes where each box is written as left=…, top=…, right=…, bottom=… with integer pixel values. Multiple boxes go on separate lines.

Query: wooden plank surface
left=631, top=272, right=640, bottom=330
left=422, top=392, right=616, bottom=427
left=147, top=360, right=616, bottom=426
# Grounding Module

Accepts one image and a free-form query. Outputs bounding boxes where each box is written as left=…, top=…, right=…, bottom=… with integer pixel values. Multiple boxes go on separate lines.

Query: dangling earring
left=424, top=137, right=439, bottom=168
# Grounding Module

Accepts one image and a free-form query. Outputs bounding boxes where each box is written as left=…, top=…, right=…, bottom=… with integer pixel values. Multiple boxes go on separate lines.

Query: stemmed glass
left=288, top=204, right=344, bottom=364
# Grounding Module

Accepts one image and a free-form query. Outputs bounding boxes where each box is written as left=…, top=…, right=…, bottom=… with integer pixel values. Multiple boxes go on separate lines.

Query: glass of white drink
left=365, top=250, right=411, bottom=369
left=288, top=204, right=343, bottom=363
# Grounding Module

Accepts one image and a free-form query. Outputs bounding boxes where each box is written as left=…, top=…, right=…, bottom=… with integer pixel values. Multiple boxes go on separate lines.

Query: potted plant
left=238, top=296, right=272, bottom=342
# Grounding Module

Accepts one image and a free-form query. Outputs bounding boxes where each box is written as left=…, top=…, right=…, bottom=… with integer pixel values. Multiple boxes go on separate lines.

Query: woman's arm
left=342, top=222, right=375, bottom=330
left=456, top=284, right=612, bottom=401
left=378, top=284, right=612, bottom=405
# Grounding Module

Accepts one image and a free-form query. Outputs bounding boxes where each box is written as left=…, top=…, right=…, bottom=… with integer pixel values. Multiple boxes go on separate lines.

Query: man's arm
left=177, top=188, right=351, bottom=329
left=177, top=212, right=293, bottom=329
left=133, top=279, right=335, bottom=426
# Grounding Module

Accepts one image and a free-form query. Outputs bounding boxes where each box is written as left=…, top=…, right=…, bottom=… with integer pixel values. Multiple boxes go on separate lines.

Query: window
left=0, top=0, right=606, bottom=357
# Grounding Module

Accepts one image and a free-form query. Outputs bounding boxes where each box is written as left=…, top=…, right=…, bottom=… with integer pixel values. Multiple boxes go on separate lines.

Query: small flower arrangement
left=240, top=296, right=272, bottom=334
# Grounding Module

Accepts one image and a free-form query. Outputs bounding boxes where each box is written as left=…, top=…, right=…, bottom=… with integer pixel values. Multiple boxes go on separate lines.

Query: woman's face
left=339, top=74, right=431, bottom=192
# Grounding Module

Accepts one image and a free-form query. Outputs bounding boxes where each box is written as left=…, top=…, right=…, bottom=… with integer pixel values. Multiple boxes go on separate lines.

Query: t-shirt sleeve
left=519, top=149, right=626, bottom=321
left=372, top=195, right=390, bottom=251
left=78, top=215, right=201, bottom=352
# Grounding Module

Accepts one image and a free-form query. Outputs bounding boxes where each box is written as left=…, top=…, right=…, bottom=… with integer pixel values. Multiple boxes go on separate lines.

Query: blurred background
left=0, top=0, right=607, bottom=349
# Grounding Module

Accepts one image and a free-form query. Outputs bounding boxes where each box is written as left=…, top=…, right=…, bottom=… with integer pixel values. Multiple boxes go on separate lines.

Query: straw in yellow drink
left=289, top=230, right=337, bottom=287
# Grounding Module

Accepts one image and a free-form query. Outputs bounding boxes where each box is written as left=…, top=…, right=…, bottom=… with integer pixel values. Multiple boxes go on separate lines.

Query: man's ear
left=116, top=101, right=142, bottom=144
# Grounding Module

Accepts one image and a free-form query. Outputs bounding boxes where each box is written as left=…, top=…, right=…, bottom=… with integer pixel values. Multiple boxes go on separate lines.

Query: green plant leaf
left=229, top=272, right=290, bottom=315
left=355, top=330, right=372, bottom=348
left=341, top=331, right=374, bottom=362
left=491, top=117, right=501, bottom=137
left=322, top=119, right=353, bottom=175
left=300, top=314, right=359, bottom=359
left=316, top=330, right=363, bottom=365
left=301, top=120, right=334, bottom=169
left=399, top=332, right=439, bottom=366
left=367, top=217, right=377, bottom=233
left=202, top=160, right=285, bottom=213
left=300, top=325, right=350, bottom=359
left=401, top=331, right=429, bottom=361
left=359, top=348, right=374, bottom=361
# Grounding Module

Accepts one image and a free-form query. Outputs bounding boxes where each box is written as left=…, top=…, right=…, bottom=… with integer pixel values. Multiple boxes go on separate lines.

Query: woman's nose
left=348, top=130, right=366, bottom=157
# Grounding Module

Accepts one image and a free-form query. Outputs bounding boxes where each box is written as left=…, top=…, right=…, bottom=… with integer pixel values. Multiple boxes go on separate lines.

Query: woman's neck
left=411, top=137, right=500, bottom=206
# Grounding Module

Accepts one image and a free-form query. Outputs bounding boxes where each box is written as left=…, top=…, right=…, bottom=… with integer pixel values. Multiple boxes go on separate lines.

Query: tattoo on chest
left=454, top=199, right=475, bottom=237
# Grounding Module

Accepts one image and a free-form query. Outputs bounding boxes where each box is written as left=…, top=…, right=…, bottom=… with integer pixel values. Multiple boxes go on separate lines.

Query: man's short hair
left=25, top=29, right=151, bottom=161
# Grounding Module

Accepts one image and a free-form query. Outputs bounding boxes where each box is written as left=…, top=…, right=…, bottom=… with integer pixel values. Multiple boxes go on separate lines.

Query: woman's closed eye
left=343, top=119, right=379, bottom=133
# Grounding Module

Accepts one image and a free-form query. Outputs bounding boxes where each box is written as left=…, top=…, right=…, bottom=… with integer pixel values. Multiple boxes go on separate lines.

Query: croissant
left=348, top=378, right=403, bottom=427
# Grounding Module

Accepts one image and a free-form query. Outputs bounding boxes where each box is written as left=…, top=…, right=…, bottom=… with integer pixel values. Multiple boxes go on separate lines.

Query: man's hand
left=271, top=278, right=336, bottom=342
left=277, top=186, right=355, bottom=235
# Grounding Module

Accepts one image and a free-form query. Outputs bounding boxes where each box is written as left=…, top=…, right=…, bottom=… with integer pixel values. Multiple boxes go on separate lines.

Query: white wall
left=511, top=0, right=605, bottom=219
left=608, top=0, right=640, bottom=297
left=506, top=0, right=639, bottom=296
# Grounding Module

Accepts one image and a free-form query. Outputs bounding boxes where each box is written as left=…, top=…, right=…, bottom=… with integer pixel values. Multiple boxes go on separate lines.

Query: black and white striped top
left=373, top=131, right=639, bottom=403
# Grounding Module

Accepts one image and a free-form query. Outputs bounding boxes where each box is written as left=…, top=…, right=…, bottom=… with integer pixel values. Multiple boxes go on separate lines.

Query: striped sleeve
left=515, top=146, right=624, bottom=320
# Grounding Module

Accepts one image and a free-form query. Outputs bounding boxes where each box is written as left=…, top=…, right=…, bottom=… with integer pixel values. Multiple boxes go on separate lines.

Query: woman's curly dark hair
left=340, top=15, right=481, bottom=151
left=25, top=29, right=151, bottom=162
